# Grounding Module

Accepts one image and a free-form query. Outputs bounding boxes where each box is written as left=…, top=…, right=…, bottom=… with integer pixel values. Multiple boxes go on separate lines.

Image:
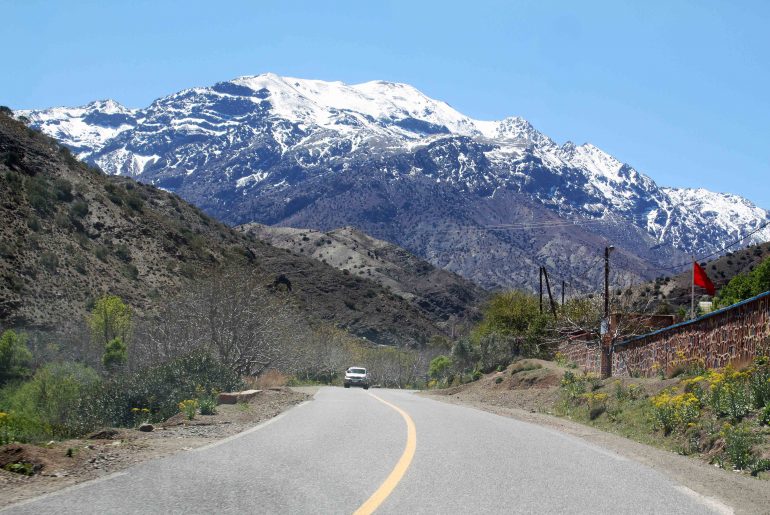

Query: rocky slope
left=238, top=223, right=486, bottom=330
left=17, top=74, right=770, bottom=290
left=0, top=111, right=468, bottom=345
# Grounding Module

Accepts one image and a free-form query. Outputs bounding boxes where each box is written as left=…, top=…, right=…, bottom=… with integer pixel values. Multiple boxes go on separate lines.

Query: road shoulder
left=421, top=392, right=768, bottom=515
left=0, top=388, right=312, bottom=509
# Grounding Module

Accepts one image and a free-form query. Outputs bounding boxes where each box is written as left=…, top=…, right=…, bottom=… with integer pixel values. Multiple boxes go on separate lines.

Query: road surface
left=5, top=387, right=729, bottom=514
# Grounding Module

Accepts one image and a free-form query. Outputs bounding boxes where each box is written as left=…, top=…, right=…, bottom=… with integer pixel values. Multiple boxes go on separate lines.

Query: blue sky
left=3, top=0, right=769, bottom=208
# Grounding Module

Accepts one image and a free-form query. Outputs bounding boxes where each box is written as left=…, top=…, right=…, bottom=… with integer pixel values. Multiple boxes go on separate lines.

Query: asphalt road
left=6, top=387, right=729, bottom=514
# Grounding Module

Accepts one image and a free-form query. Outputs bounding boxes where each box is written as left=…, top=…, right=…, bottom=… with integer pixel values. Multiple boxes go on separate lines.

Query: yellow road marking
left=353, top=393, right=417, bottom=515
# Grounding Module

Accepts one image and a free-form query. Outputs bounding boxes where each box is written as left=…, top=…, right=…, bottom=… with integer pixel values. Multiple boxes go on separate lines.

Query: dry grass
left=245, top=369, right=289, bottom=389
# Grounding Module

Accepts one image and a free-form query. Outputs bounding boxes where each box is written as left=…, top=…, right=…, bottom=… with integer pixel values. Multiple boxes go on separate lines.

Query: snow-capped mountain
left=18, top=74, right=770, bottom=290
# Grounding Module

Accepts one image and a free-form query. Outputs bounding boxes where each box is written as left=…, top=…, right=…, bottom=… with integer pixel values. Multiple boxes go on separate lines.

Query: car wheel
left=363, top=385, right=369, bottom=390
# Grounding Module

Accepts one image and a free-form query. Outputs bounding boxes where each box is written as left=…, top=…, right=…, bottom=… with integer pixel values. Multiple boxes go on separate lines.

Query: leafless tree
left=137, top=268, right=309, bottom=376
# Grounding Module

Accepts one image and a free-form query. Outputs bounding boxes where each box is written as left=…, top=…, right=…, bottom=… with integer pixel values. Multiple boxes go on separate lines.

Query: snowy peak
left=227, top=73, right=478, bottom=136
left=18, top=72, right=770, bottom=262
left=476, top=116, right=554, bottom=147
left=18, top=99, right=139, bottom=155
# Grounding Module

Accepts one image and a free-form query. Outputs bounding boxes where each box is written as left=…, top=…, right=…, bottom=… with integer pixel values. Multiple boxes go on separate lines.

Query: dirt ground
left=422, top=360, right=770, bottom=515
left=0, top=387, right=313, bottom=509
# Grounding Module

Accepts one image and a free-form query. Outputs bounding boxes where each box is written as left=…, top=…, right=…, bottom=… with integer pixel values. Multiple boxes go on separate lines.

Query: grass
left=552, top=358, right=770, bottom=477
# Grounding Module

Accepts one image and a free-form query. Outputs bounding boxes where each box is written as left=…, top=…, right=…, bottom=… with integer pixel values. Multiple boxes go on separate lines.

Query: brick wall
left=557, top=336, right=602, bottom=374
left=612, top=291, right=770, bottom=377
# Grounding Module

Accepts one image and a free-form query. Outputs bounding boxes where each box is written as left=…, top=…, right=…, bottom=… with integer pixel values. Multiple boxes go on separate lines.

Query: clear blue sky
left=3, top=0, right=769, bottom=209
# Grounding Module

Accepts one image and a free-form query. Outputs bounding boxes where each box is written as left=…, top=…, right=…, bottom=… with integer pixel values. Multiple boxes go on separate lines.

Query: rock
left=87, top=429, right=120, bottom=440
left=138, top=423, right=154, bottom=432
left=217, top=389, right=261, bottom=404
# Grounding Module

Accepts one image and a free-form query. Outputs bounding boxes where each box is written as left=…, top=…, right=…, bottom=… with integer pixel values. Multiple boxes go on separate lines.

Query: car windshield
left=348, top=368, right=366, bottom=374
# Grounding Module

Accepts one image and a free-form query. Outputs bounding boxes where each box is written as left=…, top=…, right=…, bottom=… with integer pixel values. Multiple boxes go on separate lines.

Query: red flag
left=693, top=262, right=715, bottom=296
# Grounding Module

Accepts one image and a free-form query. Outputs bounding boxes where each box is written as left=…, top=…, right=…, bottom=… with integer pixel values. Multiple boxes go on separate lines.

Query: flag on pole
left=693, top=262, right=716, bottom=296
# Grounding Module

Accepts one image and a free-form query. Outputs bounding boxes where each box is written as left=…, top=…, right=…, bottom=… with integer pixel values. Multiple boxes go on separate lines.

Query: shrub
left=1, top=362, right=102, bottom=440
left=650, top=389, right=700, bottom=435
left=758, top=405, right=770, bottom=426
left=560, top=370, right=587, bottom=401
left=69, top=200, right=89, bottom=219
left=510, top=361, right=542, bottom=375
left=428, top=355, right=452, bottom=381
left=178, top=399, right=198, bottom=420
left=0, top=330, right=33, bottom=386
left=102, top=337, right=127, bottom=372
left=53, top=178, right=73, bottom=202
left=706, top=367, right=751, bottom=421
left=199, top=397, right=217, bottom=416
left=95, top=351, right=241, bottom=427
left=747, top=356, right=770, bottom=409
left=40, top=251, right=59, bottom=273
left=583, top=392, right=608, bottom=420
left=720, top=423, right=759, bottom=470
left=94, top=245, right=109, bottom=261
left=114, top=244, right=132, bottom=262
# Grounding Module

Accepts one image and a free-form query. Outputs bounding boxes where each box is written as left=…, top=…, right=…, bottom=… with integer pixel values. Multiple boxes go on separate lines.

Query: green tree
left=428, top=355, right=452, bottom=381
left=472, top=290, right=551, bottom=358
left=750, top=258, right=770, bottom=294
left=88, top=295, right=131, bottom=371
left=716, top=257, right=770, bottom=307
left=102, top=337, right=127, bottom=372
left=0, top=329, right=33, bottom=385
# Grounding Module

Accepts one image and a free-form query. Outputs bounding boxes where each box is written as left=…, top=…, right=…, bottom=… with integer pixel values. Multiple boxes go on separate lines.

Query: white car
left=343, top=367, right=370, bottom=389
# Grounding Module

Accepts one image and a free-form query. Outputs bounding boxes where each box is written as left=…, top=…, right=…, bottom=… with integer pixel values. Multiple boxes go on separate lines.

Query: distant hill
left=624, top=241, right=770, bottom=312
left=0, top=110, right=458, bottom=346
left=238, top=223, right=486, bottom=332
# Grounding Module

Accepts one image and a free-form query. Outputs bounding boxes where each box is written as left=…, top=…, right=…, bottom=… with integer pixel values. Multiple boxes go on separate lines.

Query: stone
left=217, top=389, right=262, bottom=404
left=138, top=423, right=154, bottom=432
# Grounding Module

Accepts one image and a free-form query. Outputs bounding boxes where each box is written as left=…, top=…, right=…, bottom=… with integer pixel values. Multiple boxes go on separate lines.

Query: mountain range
left=18, top=74, right=770, bottom=291
left=0, top=110, right=473, bottom=345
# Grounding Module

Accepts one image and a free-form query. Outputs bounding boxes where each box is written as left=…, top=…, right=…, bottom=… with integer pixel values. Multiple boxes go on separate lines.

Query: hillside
left=18, top=74, right=770, bottom=292
left=625, top=241, right=770, bottom=312
left=238, top=223, right=486, bottom=330
left=0, top=111, right=458, bottom=345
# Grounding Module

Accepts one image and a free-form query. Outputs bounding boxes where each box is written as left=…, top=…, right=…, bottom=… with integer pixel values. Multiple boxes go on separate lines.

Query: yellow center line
left=353, top=393, right=417, bottom=515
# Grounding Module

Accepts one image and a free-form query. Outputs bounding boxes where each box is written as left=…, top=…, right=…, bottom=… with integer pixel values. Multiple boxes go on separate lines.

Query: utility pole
left=561, top=280, right=565, bottom=306
left=543, top=267, right=557, bottom=319
left=539, top=266, right=543, bottom=314
left=601, top=245, right=615, bottom=378
left=604, top=246, right=614, bottom=323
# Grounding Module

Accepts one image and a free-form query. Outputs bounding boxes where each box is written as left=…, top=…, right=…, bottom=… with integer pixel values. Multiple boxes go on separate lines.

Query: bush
left=721, top=423, right=759, bottom=470
left=53, top=178, right=73, bottom=202
left=747, top=356, right=770, bottom=409
left=428, top=355, right=452, bottom=381
left=199, top=397, right=217, bottom=416
left=706, top=367, right=751, bottom=421
left=0, top=330, right=33, bottom=386
left=40, top=251, right=59, bottom=273
left=103, top=337, right=127, bottom=372
left=95, top=352, right=241, bottom=427
left=560, top=370, right=587, bottom=401
left=69, top=200, right=89, bottom=219
left=650, top=389, right=700, bottom=435
left=0, top=362, right=102, bottom=440
left=178, top=399, right=198, bottom=420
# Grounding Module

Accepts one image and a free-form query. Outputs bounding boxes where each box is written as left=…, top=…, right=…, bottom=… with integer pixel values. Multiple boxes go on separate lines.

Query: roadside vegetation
left=553, top=354, right=770, bottom=477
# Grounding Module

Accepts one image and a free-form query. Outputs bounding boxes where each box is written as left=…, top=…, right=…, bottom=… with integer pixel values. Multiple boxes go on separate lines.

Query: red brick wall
left=612, top=292, right=770, bottom=377
left=557, top=339, right=602, bottom=374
